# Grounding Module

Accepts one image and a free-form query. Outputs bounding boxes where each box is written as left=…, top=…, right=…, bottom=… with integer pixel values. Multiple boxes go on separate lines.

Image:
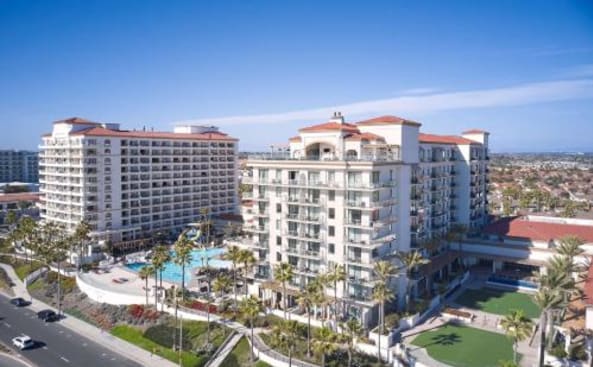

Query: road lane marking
left=42, top=346, right=48, bottom=350
left=3, top=322, right=11, bottom=328
left=82, top=342, right=87, bottom=347
left=60, top=356, right=70, bottom=363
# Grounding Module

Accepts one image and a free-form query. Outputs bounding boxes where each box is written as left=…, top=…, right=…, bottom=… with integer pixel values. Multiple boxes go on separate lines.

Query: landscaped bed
left=411, top=323, right=514, bottom=367
left=219, top=337, right=271, bottom=367
left=111, top=318, right=231, bottom=367
left=454, top=288, right=540, bottom=318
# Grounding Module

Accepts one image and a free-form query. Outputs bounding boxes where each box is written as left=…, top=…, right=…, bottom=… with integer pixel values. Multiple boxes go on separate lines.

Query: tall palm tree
left=41, top=221, right=70, bottom=316
left=5, top=210, right=17, bottom=229
left=400, top=251, right=429, bottom=312
left=151, top=245, right=168, bottom=308
left=17, top=216, right=36, bottom=266
left=73, top=220, right=91, bottom=271
left=139, top=265, right=154, bottom=306
left=501, top=310, right=533, bottom=364
left=373, top=261, right=397, bottom=331
left=297, top=281, right=320, bottom=357
left=372, top=282, right=394, bottom=362
left=533, top=288, right=562, bottom=367
left=239, top=295, right=263, bottom=363
left=222, top=245, right=243, bottom=314
left=271, top=319, right=299, bottom=367
left=450, top=224, right=467, bottom=269
left=239, top=249, right=256, bottom=296
left=213, top=274, right=232, bottom=297
left=173, top=231, right=193, bottom=301
left=199, top=207, right=212, bottom=246
left=313, top=326, right=337, bottom=367
left=326, top=263, right=346, bottom=324
left=341, top=318, right=363, bottom=367
left=274, top=262, right=294, bottom=320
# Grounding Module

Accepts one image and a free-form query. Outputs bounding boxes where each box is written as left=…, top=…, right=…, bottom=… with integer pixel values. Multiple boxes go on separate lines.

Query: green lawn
left=455, top=288, right=540, bottom=318
left=111, top=325, right=205, bottom=367
left=411, top=324, right=514, bottom=367
left=219, top=337, right=271, bottom=367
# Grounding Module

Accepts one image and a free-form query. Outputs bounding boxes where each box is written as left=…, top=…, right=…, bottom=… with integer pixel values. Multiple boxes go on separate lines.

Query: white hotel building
left=39, top=117, right=238, bottom=249
left=238, top=113, right=489, bottom=325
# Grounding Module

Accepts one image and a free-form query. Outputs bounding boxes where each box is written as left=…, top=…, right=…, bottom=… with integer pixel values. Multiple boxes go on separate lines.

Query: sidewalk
left=206, top=332, right=242, bottom=367
left=0, top=263, right=176, bottom=367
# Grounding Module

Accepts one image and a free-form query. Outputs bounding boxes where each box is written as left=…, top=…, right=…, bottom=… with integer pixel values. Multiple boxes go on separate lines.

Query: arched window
left=346, top=150, right=358, bottom=160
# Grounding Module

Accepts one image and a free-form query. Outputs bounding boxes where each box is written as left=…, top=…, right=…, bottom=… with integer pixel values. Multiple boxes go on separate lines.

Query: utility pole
left=173, top=285, right=178, bottom=351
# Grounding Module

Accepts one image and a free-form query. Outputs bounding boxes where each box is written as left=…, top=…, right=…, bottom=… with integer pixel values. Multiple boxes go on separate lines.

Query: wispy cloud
left=563, top=64, right=593, bottom=78
left=398, top=87, right=441, bottom=95
left=176, top=78, right=593, bottom=126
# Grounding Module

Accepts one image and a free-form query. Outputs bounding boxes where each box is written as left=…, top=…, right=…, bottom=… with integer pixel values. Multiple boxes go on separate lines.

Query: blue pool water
left=126, top=247, right=230, bottom=285
left=487, top=276, right=538, bottom=290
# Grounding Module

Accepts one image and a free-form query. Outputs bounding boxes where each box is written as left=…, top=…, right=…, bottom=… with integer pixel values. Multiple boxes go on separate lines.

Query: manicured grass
left=111, top=325, right=204, bottom=367
left=14, top=261, right=43, bottom=281
left=219, top=337, right=271, bottom=367
left=455, top=288, right=540, bottom=318
left=411, top=324, right=514, bottom=367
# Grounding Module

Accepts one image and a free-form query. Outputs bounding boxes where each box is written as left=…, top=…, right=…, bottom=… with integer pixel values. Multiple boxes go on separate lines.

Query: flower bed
left=442, top=307, right=474, bottom=322
left=185, top=300, right=218, bottom=314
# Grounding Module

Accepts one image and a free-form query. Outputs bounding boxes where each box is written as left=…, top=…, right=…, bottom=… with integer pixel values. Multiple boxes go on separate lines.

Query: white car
left=12, top=335, right=34, bottom=350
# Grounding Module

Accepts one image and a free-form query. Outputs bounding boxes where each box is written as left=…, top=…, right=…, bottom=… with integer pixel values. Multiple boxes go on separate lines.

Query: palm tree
left=373, top=261, right=397, bottom=330
left=297, top=281, right=320, bottom=357
left=139, top=265, right=154, bottom=306
left=326, top=263, right=346, bottom=324
left=73, top=220, right=91, bottom=271
left=239, top=249, right=256, bottom=296
left=213, top=274, right=232, bottom=297
left=173, top=232, right=193, bottom=301
left=556, top=235, right=584, bottom=269
left=313, top=326, right=337, bottom=367
left=199, top=207, right=212, bottom=246
left=533, top=288, right=562, bottom=367
left=341, top=318, right=363, bottom=367
left=239, top=296, right=263, bottom=363
left=151, top=245, right=168, bottom=308
left=399, top=251, right=429, bottom=312
left=271, top=319, right=299, bottom=367
left=500, top=309, right=533, bottom=364
left=450, top=224, right=467, bottom=269
left=373, top=282, right=394, bottom=362
left=222, top=245, right=243, bottom=314
left=274, top=262, right=294, bottom=320
left=5, top=210, right=17, bottom=229
left=17, top=216, right=36, bottom=266
left=41, top=222, right=70, bottom=316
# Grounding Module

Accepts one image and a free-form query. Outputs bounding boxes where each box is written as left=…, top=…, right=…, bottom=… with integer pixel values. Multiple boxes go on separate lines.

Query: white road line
left=42, top=346, right=48, bottom=350
left=82, top=342, right=87, bottom=347
left=60, top=356, right=70, bottom=363
left=3, top=322, right=11, bottom=328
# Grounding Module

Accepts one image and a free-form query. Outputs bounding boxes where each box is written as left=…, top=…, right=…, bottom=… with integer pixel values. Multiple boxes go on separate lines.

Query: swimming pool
left=126, top=247, right=230, bottom=285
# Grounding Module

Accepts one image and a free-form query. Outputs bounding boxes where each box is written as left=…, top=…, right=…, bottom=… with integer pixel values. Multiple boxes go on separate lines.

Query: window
left=329, top=208, right=335, bottom=219
left=276, top=252, right=282, bottom=262
left=372, top=171, right=380, bottom=184
left=329, top=226, right=335, bottom=237
left=328, top=190, right=335, bottom=201
left=328, top=243, right=335, bottom=254
left=277, top=236, right=282, bottom=246
left=276, top=203, right=282, bottom=213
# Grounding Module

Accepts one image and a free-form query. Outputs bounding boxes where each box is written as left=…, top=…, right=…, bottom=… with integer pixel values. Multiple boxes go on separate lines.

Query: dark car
left=10, top=298, right=30, bottom=307
left=37, top=309, right=58, bottom=322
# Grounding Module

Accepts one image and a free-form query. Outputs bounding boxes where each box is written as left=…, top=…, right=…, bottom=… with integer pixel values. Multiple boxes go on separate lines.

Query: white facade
left=38, top=117, right=238, bottom=244
left=236, top=113, right=489, bottom=325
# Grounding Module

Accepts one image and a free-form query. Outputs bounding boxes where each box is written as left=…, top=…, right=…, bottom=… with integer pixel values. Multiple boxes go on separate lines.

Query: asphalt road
left=0, top=294, right=141, bottom=367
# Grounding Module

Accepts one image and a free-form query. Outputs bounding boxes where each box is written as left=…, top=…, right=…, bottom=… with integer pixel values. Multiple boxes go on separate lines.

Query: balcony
left=244, top=224, right=269, bottom=233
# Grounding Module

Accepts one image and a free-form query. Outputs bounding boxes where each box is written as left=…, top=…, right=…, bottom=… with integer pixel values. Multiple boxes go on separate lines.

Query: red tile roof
left=53, top=117, right=99, bottom=126
left=344, top=132, right=385, bottom=141
left=299, top=122, right=360, bottom=133
left=484, top=216, right=593, bottom=243
left=419, top=133, right=477, bottom=145
left=68, top=126, right=237, bottom=141
left=0, top=193, right=41, bottom=204
left=463, top=129, right=489, bottom=135
left=357, top=115, right=421, bottom=127
left=584, top=263, right=593, bottom=305
left=289, top=136, right=302, bottom=142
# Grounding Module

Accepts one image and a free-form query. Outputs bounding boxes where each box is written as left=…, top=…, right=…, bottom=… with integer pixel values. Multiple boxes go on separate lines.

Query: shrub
left=569, top=344, right=588, bottom=361
left=384, top=313, right=401, bottom=330
left=549, top=344, right=567, bottom=359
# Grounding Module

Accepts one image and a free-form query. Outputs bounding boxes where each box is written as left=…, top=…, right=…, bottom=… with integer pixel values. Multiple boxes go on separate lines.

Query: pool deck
left=79, top=264, right=175, bottom=297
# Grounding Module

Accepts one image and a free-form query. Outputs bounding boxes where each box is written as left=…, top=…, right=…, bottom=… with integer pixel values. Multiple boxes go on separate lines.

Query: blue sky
left=1, top=0, right=592, bottom=152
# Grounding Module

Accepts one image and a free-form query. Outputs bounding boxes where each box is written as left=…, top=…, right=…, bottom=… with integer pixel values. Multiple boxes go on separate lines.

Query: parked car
left=37, top=309, right=58, bottom=322
left=12, top=335, right=34, bottom=350
left=10, top=297, right=30, bottom=307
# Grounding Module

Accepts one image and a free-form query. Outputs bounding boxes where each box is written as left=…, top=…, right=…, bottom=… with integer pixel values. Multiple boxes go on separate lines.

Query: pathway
left=206, top=333, right=242, bottom=367
left=0, top=263, right=176, bottom=367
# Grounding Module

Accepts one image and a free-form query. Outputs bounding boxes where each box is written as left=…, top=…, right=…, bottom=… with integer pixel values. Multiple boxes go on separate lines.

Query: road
left=0, top=294, right=141, bottom=367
